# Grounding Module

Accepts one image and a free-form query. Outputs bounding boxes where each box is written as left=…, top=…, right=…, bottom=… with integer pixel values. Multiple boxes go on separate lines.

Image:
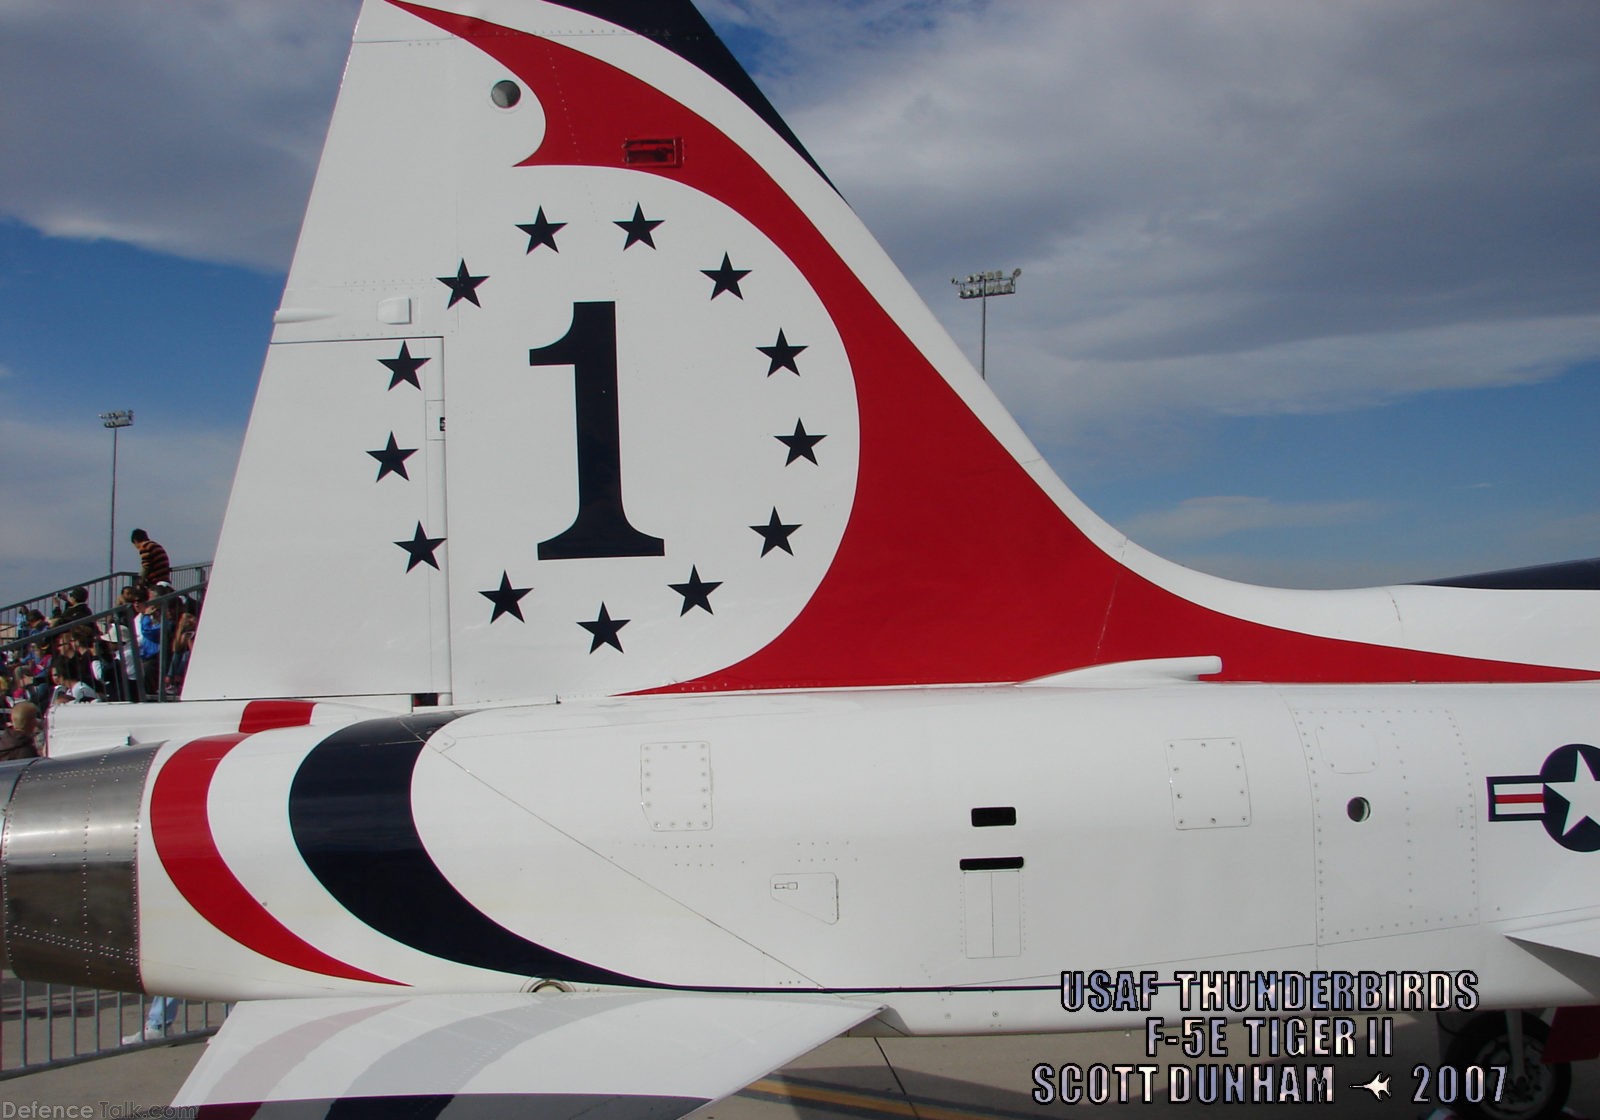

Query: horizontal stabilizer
left=174, top=990, right=881, bottom=1117
left=1507, top=916, right=1600, bottom=961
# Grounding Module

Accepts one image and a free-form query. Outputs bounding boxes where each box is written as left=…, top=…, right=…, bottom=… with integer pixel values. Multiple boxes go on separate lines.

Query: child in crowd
left=0, top=701, right=40, bottom=760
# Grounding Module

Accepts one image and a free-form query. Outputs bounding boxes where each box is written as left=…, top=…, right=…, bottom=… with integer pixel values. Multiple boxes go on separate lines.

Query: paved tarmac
left=3, top=1011, right=1596, bottom=1119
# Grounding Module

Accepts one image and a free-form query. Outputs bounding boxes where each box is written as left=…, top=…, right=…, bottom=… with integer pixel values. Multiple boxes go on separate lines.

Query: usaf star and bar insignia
left=1488, top=743, right=1600, bottom=852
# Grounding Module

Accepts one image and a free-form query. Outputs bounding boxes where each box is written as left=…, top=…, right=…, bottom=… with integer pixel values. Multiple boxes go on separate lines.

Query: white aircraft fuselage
left=11, top=680, right=1595, bottom=1038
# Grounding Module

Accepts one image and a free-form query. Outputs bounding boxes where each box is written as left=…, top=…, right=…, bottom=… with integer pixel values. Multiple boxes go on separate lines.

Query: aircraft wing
left=172, top=990, right=882, bottom=1118
left=1507, top=915, right=1600, bottom=960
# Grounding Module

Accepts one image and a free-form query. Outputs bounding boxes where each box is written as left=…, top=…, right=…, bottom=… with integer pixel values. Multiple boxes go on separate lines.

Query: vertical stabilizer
left=186, top=0, right=1599, bottom=703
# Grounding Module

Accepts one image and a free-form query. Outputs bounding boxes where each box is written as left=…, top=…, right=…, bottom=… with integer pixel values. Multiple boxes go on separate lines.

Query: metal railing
left=0, top=972, right=228, bottom=1077
left=2, top=571, right=208, bottom=708
left=2, top=565, right=210, bottom=640
left=2, top=567, right=225, bottom=1076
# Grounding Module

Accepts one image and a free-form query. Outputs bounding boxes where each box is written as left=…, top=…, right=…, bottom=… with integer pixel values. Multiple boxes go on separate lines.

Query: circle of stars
left=366, top=196, right=837, bottom=659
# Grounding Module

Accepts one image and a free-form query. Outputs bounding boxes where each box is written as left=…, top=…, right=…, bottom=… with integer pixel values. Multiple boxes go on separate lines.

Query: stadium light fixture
left=951, top=268, right=1021, bottom=380
left=100, top=410, right=134, bottom=576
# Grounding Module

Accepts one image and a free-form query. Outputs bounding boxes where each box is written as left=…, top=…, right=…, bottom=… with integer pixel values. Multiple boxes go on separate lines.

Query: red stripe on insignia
left=150, top=734, right=400, bottom=986
left=238, top=699, right=316, bottom=735
left=1496, top=793, right=1544, bottom=805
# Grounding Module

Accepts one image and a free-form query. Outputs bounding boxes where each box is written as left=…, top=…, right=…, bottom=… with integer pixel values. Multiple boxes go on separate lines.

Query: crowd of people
left=1, top=529, right=200, bottom=1042
left=0, top=529, right=199, bottom=760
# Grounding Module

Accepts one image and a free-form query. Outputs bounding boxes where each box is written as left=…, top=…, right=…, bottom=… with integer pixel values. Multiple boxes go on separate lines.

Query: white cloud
left=0, top=413, right=236, bottom=597
left=763, top=0, right=1600, bottom=428
left=996, top=313, right=1600, bottom=462
left=6, top=0, right=1593, bottom=388
left=1120, top=495, right=1377, bottom=546
left=0, top=1, right=359, bottom=271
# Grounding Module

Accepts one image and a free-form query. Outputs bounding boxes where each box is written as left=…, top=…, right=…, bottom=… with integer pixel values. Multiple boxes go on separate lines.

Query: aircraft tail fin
left=184, top=0, right=1599, bottom=704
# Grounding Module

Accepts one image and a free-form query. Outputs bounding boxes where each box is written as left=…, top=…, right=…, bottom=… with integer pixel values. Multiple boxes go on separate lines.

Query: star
left=702, top=253, right=750, bottom=300
left=579, top=603, right=629, bottom=652
left=1545, top=748, right=1600, bottom=839
left=379, top=341, right=430, bottom=390
left=479, top=572, right=532, bottom=623
left=751, top=508, right=800, bottom=556
left=669, top=566, right=722, bottom=615
left=757, top=329, right=807, bottom=376
left=776, top=420, right=826, bottom=465
left=615, top=203, right=663, bottom=250
left=395, top=522, right=445, bottom=572
left=438, top=260, right=487, bottom=307
left=515, top=207, right=565, bottom=253
left=367, top=433, right=418, bottom=481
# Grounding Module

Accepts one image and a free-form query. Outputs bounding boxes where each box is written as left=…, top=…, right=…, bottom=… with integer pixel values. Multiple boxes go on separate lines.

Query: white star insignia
left=1546, top=751, right=1600, bottom=838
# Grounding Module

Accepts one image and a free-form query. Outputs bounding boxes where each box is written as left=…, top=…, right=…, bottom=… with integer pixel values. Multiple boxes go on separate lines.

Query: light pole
left=951, top=268, right=1021, bottom=380
left=100, top=410, right=134, bottom=574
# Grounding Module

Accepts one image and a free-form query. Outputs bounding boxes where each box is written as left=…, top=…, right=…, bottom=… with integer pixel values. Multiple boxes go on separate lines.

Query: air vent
left=971, top=806, right=1016, bottom=827
left=623, top=137, right=683, bottom=167
left=960, top=856, right=1024, bottom=871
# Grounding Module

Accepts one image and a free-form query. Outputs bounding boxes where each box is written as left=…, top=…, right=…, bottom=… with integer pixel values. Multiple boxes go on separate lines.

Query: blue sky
left=2, top=0, right=1596, bottom=602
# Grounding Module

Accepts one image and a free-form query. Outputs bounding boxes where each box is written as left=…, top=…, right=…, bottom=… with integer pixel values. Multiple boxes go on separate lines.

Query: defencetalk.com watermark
left=1, top=1105, right=197, bottom=1119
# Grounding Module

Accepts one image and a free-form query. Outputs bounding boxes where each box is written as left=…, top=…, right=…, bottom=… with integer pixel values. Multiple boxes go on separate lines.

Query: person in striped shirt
left=130, top=528, right=171, bottom=586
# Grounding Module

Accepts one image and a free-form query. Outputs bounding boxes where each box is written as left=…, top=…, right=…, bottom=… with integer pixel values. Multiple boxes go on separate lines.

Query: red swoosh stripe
left=238, top=699, right=316, bottom=735
left=395, top=1, right=1597, bottom=691
left=149, top=733, right=400, bottom=986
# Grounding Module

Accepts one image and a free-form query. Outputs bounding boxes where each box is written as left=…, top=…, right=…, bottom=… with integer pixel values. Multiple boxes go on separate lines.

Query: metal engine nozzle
left=0, top=746, right=158, bottom=990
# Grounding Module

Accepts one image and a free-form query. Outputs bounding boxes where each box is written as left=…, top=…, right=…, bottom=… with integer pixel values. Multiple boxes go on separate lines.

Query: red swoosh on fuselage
left=149, top=732, right=401, bottom=986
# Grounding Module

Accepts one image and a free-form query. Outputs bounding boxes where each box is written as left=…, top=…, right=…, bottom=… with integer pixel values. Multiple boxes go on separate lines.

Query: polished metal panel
left=1, top=745, right=158, bottom=991
left=0, top=757, right=36, bottom=969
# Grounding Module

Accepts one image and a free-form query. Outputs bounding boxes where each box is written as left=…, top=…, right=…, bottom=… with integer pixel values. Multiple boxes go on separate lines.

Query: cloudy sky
left=2, top=0, right=1596, bottom=603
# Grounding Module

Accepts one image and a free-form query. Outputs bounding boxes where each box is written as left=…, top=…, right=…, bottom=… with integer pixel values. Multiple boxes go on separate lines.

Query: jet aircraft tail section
left=183, top=0, right=1600, bottom=705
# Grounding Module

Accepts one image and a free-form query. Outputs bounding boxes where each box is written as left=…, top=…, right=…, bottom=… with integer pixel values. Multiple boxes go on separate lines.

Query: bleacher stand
left=0, top=563, right=210, bottom=745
